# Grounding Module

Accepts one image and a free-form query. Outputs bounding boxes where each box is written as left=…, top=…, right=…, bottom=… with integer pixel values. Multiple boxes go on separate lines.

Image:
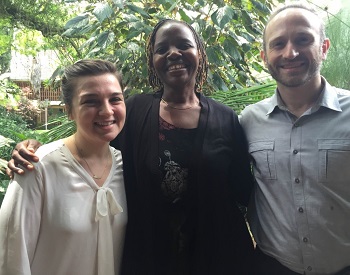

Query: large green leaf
left=126, top=4, right=151, bottom=19
left=97, top=31, right=115, bottom=49
left=93, top=3, right=113, bottom=24
left=223, top=39, right=241, bottom=61
left=211, top=6, right=236, bottom=29
left=64, top=14, right=89, bottom=30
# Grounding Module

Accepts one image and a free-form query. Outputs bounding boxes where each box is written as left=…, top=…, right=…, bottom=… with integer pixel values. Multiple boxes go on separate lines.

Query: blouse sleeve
left=0, top=167, right=43, bottom=275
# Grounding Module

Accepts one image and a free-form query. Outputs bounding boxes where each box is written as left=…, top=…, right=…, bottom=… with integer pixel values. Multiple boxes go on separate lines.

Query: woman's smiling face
left=70, top=73, right=126, bottom=144
left=152, top=21, right=199, bottom=90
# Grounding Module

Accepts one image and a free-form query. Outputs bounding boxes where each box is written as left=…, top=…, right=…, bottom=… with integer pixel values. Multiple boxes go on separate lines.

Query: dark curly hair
left=146, top=19, right=208, bottom=93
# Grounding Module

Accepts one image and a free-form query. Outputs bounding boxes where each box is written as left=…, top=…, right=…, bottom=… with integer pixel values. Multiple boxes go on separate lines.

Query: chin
left=106, top=128, right=123, bottom=141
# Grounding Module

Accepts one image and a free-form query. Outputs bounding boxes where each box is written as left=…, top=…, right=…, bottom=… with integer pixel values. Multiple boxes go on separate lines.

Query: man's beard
left=266, top=58, right=323, bottom=88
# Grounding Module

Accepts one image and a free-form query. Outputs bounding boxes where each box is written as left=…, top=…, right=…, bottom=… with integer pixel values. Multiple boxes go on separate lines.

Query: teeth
left=282, top=63, right=302, bottom=69
left=168, top=64, right=185, bottom=71
left=96, top=121, right=113, bottom=126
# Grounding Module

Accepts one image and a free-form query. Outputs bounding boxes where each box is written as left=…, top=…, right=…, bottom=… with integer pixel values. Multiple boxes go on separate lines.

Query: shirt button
left=307, top=266, right=312, bottom=271
left=295, top=178, right=300, bottom=184
left=293, top=149, right=298, bottom=154
left=298, top=207, right=304, bottom=213
left=294, top=123, right=299, bottom=127
left=303, top=237, right=308, bottom=243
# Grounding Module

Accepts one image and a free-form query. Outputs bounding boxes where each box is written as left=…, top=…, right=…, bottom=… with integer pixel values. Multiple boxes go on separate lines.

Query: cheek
left=152, top=56, right=163, bottom=74
left=115, top=105, right=126, bottom=121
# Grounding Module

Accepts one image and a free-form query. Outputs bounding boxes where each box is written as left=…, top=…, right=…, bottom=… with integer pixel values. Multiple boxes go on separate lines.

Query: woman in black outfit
left=9, top=19, right=256, bottom=275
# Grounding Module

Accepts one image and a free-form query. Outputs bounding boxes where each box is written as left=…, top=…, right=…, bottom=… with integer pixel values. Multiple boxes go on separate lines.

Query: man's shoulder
left=334, top=87, right=350, bottom=97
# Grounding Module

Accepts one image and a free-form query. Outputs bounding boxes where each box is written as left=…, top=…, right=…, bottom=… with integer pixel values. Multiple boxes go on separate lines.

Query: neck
left=71, top=134, right=110, bottom=158
left=277, top=77, right=324, bottom=115
left=162, top=84, right=197, bottom=101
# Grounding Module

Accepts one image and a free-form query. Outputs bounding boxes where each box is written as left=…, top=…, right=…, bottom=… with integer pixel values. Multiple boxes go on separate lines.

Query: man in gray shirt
left=240, top=2, right=350, bottom=275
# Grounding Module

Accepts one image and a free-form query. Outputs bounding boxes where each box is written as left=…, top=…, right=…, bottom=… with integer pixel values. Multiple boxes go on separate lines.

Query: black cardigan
left=111, top=91, right=255, bottom=275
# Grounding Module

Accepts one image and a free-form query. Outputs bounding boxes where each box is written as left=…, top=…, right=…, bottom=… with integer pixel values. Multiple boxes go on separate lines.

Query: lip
left=167, top=63, right=187, bottom=72
left=95, top=121, right=115, bottom=127
left=280, top=61, right=304, bottom=69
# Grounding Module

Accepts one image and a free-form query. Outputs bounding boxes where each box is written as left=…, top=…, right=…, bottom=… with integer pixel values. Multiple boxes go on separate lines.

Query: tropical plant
left=321, top=1, right=350, bottom=89
left=209, top=81, right=275, bottom=113
left=0, top=134, right=14, bottom=207
left=0, top=105, right=43, bottom=207
left=55, top=0, right=277, bottom=94
left=0, top=79, right=21, bottom=108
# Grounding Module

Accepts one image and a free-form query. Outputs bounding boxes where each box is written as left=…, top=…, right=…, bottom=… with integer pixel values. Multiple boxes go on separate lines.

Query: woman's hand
left=6, top=139, right=42, bottom=179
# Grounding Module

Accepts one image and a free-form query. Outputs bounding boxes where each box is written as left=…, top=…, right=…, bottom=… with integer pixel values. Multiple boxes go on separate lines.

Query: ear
left=321, top=38, right=330, bottom=60
left=260, top=50, right=267, bottom=66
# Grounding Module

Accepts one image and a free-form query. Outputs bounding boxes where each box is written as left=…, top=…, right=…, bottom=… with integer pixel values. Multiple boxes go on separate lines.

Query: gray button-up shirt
left=240, top=78, right=350, bottom=275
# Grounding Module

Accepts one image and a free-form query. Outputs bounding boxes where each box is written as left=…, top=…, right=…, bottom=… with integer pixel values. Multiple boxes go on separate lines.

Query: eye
left=110, top=95, right=124, bottom=104
left=83, top=99, right=99, bottom=105
left=178, top=43, right=193, bottom=50
left=270, top=41, right=285, bottom=49
left=296, top=36, right=312, bottom=46
left=154, top=46, right=167, bottom=54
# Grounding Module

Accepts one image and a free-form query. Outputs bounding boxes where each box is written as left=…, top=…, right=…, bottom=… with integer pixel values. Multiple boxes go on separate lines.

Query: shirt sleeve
left=0, top=168, right=43, bottom=275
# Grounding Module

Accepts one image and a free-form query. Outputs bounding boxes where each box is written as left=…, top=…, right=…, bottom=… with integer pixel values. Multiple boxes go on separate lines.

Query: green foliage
left=322, top=2, right=350, bottom=89
left=16, top=97, right=42, bottom=128
left=13, top=29, right=48, bottom=56
left=0, top=18, right=13, bottom=73
left=0, top=135, right=14, bottom=205
left=0, top=79, right=21, bottom=108
left=39, top=115, right=76, bottom=143
left=0, top=135, right=14, bottom=174
left=0, top=106, right=41, bottom=207
left=210, top=81, right=276, bottom=114
left=0, top=106, right=38, bottom=148
left=1, top=0, right=69, bottom=36
left=0, top=134, right=13, bottom=206
left=59, top=0, right=276, bottom=94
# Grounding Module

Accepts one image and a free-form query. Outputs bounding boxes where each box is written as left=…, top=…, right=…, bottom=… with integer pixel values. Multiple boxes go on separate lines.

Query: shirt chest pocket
left=249, top=140, right=276, bottom=180
left=318, top=139, right=350, bottom=183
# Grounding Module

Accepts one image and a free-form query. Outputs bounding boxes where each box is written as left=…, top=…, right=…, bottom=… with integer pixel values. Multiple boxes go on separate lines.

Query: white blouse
left=0, top=140, right=127, bottom=275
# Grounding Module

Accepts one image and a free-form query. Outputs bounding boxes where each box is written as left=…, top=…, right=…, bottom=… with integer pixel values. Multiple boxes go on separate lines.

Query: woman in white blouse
left=0, top=59, right=127, bottom=275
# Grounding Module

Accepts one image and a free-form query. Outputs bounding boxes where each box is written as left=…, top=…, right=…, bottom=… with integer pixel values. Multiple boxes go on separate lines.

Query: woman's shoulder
left=36, top=139, right=65, bottom=160
left=110, top=146, right=122, bottom=161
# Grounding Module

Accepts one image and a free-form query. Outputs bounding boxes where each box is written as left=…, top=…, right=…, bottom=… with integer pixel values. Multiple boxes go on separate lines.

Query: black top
left=111, top=91, right=255, bottom=275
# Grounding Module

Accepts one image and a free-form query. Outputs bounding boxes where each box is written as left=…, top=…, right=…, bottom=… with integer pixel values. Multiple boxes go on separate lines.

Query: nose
left=167, top=46, right=181, bottom=60
left=99, top=101, right=114, bottom=116
left=283, top=41, right=299, bottom=59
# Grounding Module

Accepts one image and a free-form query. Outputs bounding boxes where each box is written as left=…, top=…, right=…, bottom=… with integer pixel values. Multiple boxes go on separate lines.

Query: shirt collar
left=266, top=77, right=342, bottom=116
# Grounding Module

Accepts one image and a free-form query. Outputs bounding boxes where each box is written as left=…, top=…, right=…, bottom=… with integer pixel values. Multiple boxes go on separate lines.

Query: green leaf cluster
left=58, top=0, right=276, bottom=94
left=209, top=81, right=276, bottom=114
left=322, top=1, right=350, bottom=89
left=0, top=106, right=40, bottom=207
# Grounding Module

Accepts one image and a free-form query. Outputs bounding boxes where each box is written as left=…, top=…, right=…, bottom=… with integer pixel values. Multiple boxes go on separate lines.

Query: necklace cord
left=161, top=98, right=198, bottom=110
left=73, top=136, right=109, bottom=180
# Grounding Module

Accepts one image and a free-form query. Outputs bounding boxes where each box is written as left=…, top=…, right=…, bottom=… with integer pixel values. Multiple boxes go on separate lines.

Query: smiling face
left=152, top=21, right=199, bottom=91
left=261, top=8, right=330, bottom=88
left=69, top=73, right=126, bottom=144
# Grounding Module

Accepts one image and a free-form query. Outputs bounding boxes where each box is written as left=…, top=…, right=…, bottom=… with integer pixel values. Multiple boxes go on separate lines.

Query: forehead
left=265, top=8, right=321, bottom=41
left=154, top=22, right=196, bottom=44
left=76, top=74, right=121, bottom=93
